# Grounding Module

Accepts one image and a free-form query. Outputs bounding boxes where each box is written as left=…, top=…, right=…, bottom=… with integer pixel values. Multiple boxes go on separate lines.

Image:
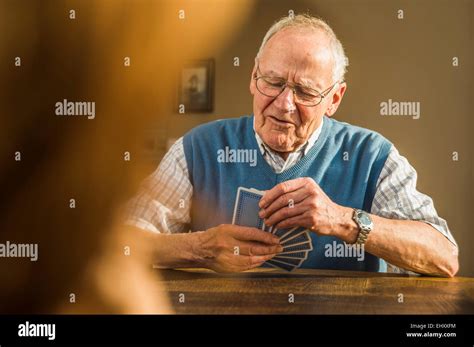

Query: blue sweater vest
left=183, top=115, right=392, bottom=272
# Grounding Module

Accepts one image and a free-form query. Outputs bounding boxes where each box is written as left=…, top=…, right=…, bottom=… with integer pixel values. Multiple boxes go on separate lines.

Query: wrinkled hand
left=198, top=224, right=283, bottom=273
left=258, top=177, right=349, bottom=236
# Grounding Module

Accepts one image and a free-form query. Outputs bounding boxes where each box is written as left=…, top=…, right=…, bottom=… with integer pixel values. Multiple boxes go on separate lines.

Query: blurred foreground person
left=0, top=0, right=252, bottom=313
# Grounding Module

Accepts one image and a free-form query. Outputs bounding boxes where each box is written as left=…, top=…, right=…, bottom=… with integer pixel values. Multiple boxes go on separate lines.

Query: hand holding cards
left=232, top=187, right=313, bottom=271
left=197, top=224, right=281, bottom=273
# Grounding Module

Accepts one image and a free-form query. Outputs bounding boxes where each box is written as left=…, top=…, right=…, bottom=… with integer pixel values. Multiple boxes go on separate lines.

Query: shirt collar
left=253, top=116, right=324, bottom=156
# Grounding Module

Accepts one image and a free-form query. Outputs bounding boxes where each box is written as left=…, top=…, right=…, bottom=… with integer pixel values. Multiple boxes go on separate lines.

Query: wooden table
left=155, top=268, right=474, bottom=314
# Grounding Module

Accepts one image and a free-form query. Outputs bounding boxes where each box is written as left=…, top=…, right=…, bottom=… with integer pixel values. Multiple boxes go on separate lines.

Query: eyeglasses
left=253, top=64, right=343, bottom=107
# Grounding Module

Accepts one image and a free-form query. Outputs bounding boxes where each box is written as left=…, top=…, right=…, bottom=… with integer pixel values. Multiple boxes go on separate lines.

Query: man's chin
left=264, top=138, right=295, bottom=153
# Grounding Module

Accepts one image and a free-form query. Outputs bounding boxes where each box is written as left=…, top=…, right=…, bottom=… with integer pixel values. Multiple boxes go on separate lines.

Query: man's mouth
left=267, top=115, right=294, bottom=127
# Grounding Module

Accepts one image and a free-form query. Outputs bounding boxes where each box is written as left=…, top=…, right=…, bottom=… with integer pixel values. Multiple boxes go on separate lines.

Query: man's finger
left=274, top=212, right=308, bottom=230
left=259, top=178, right=307, bottom=209
left=264, top=204, right=307, bottom=227
left=237, top=241, right=283, bottom=256
left=259, top=187, right=307, bottom=219
left=249, top=253, right=276, bottom=265
left=246, top=256, right=275, bottom=270
left=228, top=225, right=280, bottom=244
left=241, top=253, right=275, bottom=267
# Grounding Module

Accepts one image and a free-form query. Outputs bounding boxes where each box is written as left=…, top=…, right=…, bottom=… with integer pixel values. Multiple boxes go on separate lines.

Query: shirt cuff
left=422, top=221, right=458, bottom=248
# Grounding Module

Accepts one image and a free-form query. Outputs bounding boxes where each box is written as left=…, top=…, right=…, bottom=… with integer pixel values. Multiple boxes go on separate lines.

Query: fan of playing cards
left=232, top=187, right=313, bottom=271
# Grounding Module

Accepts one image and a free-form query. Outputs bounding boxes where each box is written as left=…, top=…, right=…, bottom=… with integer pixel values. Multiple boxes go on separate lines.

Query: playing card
left=272, top=256, right=305, bottom=267
left=272, top=226, right=298, bottom=239
left=232, top=187, right=265, bottom=229
left=281, top=230, right=311, bottom=246
left=266, top=259, right=296, bottom=271
left=262, top=223, right=273, bottom=233
left=282, top=241, right=313, bottom=253
left=277, top=251, right=308, bottom=259
left=279, top=228, right=307, bottom=243
left=232, top=187, right=312, bottom=272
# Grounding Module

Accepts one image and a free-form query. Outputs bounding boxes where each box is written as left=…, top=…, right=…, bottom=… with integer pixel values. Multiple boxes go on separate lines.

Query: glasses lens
left=294, top=86, right=321, bottom=106
left=256, top=77, right=285, bottom=97
left=256, top=75, right=324, bottom=106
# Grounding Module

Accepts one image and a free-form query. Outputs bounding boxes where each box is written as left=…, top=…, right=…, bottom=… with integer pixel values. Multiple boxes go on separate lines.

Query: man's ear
left=249, top=62, right=257, bottom=96
left=325, top=82, right=347, bottom=117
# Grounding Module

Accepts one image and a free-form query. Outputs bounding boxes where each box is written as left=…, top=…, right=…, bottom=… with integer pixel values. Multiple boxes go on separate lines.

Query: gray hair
left=257, top=14, right=348, bottom=83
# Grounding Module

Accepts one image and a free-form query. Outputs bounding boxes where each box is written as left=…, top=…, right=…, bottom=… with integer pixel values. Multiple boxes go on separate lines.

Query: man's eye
left=265, top=79, right=285, bottom=88
left=297, top=88, right=318, bottom=99
left=298, top=92, right=317, bottom=100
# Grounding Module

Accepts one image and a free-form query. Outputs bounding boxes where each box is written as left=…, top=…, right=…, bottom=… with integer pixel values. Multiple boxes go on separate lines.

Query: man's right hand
left=196, top=224, right=283, bottom=273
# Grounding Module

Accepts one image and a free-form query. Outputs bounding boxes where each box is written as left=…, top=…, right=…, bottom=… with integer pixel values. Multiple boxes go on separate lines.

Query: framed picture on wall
left=178, top=59, right=214, bottom=113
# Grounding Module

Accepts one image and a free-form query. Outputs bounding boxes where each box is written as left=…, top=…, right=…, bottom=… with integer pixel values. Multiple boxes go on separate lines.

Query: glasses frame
left=253, top=63, right=343, bottom=107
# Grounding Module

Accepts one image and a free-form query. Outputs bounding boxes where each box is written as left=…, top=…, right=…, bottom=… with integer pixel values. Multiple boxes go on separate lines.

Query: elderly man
left=126, top=14, right=458, bottom=276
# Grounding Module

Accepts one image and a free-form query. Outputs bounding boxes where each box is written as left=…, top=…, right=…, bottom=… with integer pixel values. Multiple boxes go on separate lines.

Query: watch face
left=358, top=212, right=371, bottom=226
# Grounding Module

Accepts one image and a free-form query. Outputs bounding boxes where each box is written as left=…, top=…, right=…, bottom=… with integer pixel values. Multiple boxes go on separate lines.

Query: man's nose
left=273, top=86, right=297, bottom=113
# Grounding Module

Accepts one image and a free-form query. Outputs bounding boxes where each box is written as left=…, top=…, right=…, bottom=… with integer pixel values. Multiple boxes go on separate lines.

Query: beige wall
left=152, top=0, right=473, bottom=276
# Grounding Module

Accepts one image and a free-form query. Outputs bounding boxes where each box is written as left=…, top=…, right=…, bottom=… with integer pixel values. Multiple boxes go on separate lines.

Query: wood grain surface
left=155, top=268, right=474, bottom=314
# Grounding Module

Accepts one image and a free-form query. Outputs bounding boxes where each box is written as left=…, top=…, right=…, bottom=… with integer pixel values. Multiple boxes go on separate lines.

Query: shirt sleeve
left=371, top=146, right=458, bottom=273
left=124, top=137, right=192, bottom=234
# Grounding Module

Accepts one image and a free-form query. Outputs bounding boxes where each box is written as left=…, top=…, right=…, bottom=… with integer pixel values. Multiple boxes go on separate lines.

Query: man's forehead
left=259, top=27, right=334, bottom=87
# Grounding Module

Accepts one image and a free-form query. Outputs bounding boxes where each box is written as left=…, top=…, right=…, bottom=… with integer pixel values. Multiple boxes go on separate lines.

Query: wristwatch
left=352, top=209, right=373, bottom=245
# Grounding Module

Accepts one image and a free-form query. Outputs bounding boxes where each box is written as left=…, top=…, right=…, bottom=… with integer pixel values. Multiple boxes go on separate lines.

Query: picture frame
left=178, top=59, right=214, bottom=113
